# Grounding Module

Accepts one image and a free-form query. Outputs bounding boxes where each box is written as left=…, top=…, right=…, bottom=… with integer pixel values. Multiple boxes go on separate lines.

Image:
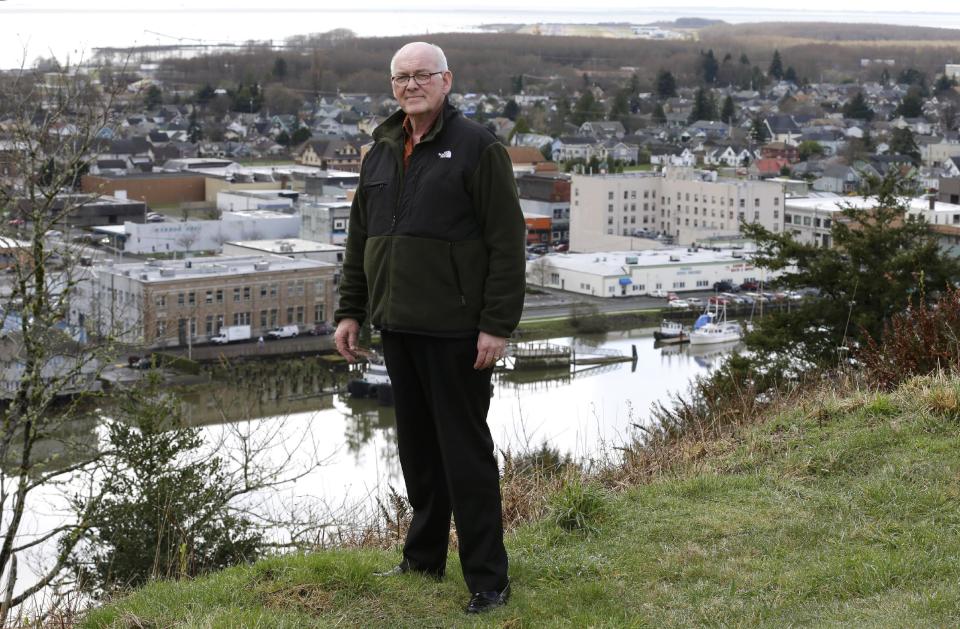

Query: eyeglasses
left=391, top=71, right=443, bottom=87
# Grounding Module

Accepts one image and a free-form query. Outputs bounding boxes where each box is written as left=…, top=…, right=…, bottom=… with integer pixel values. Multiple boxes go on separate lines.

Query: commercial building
left=525, top=246, right=771, bottom=298
left=95, top=210, right=300, bottom=255
left=75, top=255, right=338, bottom=348
left=222, top=238, right=345, bottom=265
left=569, top=167, right=784, bottom=251
left=517, top=172, right=571, bottom=242
left=784, top=194, right=960, bottom=250
left=300, top=201, right=352, bottom=245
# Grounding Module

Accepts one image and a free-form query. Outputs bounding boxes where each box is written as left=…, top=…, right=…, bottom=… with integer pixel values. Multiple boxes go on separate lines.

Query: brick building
left=75, top=255, right=338, bottom=348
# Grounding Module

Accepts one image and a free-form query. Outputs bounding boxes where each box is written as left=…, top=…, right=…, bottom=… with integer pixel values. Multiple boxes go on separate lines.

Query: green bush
left=547, top=478, right=607, bottom=536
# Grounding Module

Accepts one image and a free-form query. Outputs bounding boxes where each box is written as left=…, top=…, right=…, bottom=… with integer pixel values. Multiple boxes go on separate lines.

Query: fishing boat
left=346, top=353, right=394, bottom=405
left=653, top=319, right=688, bottom=343
left=689, top=303, right=743, bottom=346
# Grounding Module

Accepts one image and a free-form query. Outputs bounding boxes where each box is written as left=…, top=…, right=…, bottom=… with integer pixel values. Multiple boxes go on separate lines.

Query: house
left=578, top=121, right=625, bottom=139
left=750, top=157, right=792, bottom=179
left=297, top=138, right=362, bottom=172
left=505, top=146, right=557, bottom=174
left=761, top=141, right=800, bottom=163
left=551, top=136, right=602, bottom=163
left=764, top=115, right=802, bottom=145
left=812, top=164, right=863, bottom=194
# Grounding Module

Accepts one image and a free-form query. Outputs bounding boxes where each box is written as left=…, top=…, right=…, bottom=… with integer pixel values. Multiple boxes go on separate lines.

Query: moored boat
left=689, top=303, right=743, bottom=346
left=653, top=319, right=687, bottom=342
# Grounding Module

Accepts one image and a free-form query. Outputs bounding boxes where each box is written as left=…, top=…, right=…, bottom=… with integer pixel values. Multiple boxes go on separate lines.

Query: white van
left=266, top=325, right=299, bottom=339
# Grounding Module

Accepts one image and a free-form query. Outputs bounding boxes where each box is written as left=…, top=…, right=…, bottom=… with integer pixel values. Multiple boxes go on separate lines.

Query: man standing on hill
left=333, top=41, right=526, bottom=614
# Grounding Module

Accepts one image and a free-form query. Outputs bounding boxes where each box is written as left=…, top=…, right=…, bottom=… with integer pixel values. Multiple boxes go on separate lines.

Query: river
left=176, top=326, right=741, bottom=540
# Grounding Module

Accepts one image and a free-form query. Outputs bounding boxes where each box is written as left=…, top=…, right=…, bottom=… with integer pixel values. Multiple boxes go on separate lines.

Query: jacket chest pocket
left=363, top=179, right=395, bottom=236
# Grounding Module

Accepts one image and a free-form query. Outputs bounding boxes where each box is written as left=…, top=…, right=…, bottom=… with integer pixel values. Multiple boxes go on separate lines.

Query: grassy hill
left=82, top=374, right=960, bottom=627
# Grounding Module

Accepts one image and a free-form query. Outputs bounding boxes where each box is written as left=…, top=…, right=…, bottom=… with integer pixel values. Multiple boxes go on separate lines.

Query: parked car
left=740, top=280, right=759, bottom=291
left=686, top=297, right=703, bottom=307
left=721, top=292, right=745, bottom=304
left=309, top=321, right=335, bottom=336
left=527, top=244, right=548, bottom=255
left=267, top=324, right=300, bottom=339
left=146, top=212, right=165, bottom=222
left=708, top=295, right=730, bottom=305
left=646, top=289, right=668, bottom=298
left=553, top=243, right=569, bottom=253
left=667, top=299, right=690, bottom=309
left=713, top=280, right=736, bottom=292
left=667, top=292, right=680, bottom=302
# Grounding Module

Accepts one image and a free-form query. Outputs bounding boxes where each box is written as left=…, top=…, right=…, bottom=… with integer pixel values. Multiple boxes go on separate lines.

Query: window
left=608, top=217, right=614, bottom=225
left=205, top=315, right=214, bottom=335
left=243, top=286, right=251, bottom=301
left=623, top=191, right=628, bottom=199
left=233, top=288, right=241, bottom=303
left=216, top=289, right=223, bottom=304
left=314, top=304, right=325, bottom=322
left=824, top=219, right=832, bottom=228
left=673, top=281, right=686, bottom=288
left=774, top=197, right=780, bottom=206
left=296, top=306, right=304, bottom=323
left=260, top=309, right=268, bottom=328
left=314, top=279, right=325, bottom=296
left=774, top=210, right=779, bottom=219
left=156, top=319, right=166, bottom=338
left=608, top=191, right=614, bottom=200
left=187, top=292, right=195, bottom=305
left=233, top=311, right=251, bottom=325
left=177, top=293, right=185, bottom=306
left=696, top=280, right=709, bottom=287
left=155, top=294, right=166, bottom=308
left=754, top=198, right=760, bottom=207
left=260, top=284, right=268, bottom=298
left=814, top=218, right=821, bottom=227
left=205, top=290, right=213, bottom=304
left=608, top=204, right=614, bottom=212
left=739, top=199, right=745, bottom=208
left=287, top=307, right=294, bottom=323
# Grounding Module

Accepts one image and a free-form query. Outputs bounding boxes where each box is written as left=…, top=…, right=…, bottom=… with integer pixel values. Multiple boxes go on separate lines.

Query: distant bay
left=4, top=6, right=960, bottom=69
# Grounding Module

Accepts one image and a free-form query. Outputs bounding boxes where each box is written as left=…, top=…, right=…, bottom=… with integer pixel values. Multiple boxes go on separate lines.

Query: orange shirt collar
left=402, top=109, right=442, bottom=168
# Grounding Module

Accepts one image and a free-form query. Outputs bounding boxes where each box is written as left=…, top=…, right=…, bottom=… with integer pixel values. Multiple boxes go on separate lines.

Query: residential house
left=761, top=141, right=800, bottom=163
left=552, top=136, right=602, bottom=163
left=578, top=121, right=625, bottom=139
left=764, top=115, right=802, bottom=145
left=297, top=138, right=362, bottom=172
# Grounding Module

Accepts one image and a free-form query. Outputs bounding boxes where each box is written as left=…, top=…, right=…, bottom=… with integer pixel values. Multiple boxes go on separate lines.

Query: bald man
left=334, top=42, right=526, bottom=614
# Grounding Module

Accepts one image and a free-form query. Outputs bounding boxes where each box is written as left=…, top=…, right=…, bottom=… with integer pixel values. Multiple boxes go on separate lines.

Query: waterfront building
left=525, top=246, right=771, bottom=298
left=74, top=255, right=337, bottom=348
left=570, top=167, right=784, bottom=251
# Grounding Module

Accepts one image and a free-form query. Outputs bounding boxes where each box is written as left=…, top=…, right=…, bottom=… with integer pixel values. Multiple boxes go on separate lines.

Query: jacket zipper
left=448, top=242, right=466, bottom=306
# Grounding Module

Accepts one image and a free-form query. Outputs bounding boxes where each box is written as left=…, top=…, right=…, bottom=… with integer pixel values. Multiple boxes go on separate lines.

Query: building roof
left=225, top=238, right=345, bottom=254
left=532, top=246, right=756, bottom=276
left=94, top=254, right=332, bottom=284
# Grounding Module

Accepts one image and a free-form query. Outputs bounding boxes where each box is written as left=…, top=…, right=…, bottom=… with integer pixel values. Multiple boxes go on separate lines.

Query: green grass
left=82, top=376, right=960, bottom=627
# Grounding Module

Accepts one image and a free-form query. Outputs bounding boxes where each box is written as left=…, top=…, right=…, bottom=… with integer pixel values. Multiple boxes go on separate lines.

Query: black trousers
left=381, top=331, right=508, bottom=593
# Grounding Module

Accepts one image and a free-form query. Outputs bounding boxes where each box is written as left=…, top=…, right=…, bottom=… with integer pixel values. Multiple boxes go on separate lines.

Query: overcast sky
left=3, top=0, right=959, bottom=14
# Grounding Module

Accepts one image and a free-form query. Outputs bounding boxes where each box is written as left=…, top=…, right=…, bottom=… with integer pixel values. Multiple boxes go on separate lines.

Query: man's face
left=391, top=46, right=451, bottom=118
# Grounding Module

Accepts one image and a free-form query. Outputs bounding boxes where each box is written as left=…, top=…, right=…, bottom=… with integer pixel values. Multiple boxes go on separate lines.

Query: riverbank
left=81, top=373, right=960, bottom=627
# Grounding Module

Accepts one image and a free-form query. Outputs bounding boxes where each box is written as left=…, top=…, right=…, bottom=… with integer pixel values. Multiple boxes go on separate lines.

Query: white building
left=222, top=238, right=345, bottom=265
left=525, top=247, right=773, bottom=298
left=784, top=195, right=960, bottom=249
left=216, top=190, right=298, bottom=212
left=570, top=167, right=785, bottom=251
left=97, top=210, right=301, bottom=255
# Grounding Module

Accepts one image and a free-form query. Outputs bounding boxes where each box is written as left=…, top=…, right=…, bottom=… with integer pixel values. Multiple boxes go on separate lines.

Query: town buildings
left=570, top=167, right=784, bottom=251
left=74, top=255, right=338, bottom=348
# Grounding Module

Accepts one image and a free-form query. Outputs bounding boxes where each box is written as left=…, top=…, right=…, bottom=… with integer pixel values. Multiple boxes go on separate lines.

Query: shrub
left=547, top=478, right=607, bottom=536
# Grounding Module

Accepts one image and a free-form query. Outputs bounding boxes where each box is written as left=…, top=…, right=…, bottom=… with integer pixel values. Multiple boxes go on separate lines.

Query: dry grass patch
left=259, top=583, right=335, bottom=617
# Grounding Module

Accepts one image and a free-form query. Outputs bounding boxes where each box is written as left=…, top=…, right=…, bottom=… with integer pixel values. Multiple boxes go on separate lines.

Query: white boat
left=346, top=353, right=394, bottom=404
left=689, top=303, right=743, bottom=346
left=653, top=319, right=687, bottom=342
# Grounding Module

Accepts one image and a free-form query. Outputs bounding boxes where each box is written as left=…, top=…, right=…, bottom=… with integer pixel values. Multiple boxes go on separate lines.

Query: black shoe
left=373, top=561, right=443, bottom=580
left=465, top=581, right=511, bottom=614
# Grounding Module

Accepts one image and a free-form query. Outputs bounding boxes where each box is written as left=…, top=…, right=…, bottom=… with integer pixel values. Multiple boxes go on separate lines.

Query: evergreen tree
left=842, top=91, right=874, bottom=121
left=862, top=126, right=875, bottom=152
left=897, top=68, right=927, bottom=91
left=701, top=49, right=719, bottom=84
left=290, top=126, right=312, bottom=145
left=652, top=102, right=667, bottom=124
left=721, top=94, right=736, bottom=124
left=503, top=99, right=521, bottom=121
left=143, top=85, right=162, bottom=110
left=572, top=90, right=603, bottom=125
left=187, top=110, right=203, bottom=143
left=768, top=50, right=784, bottom=80
left=739, top=53, right=750, bottom=65
left=688, top=87, right=717, bottom=122
left=276, top=130, right=291, bottom=146
left=784, top=66, right=798, bottom=83
left=935, top=74, right=957, bottom=93
left=195, top=84, right=216, bottom=105
left=740, top=170, right=959, bottom=367
left=272, top=57, right=288, bottom=79
left=609, top=89, right=630, bottom=121
left=511, top=74, right=524, bottom=94
left=656, top=69, right=677, bottom=99
left=896, top=87, right=925, bottom=118
left=750, top=114, right=769, bottom=143
left=880, top=68, right=891, bottom=85
left=889, top=127, right=921, bottom=164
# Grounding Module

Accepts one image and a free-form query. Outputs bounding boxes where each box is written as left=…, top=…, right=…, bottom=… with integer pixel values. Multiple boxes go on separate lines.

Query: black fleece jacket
left=334, top=100, right=526, bottom=338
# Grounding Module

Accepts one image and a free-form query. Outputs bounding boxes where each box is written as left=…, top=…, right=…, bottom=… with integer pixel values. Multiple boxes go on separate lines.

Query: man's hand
left=334, top=318, right=361, bottom=362
left=475, top=331, right=508, bottom=370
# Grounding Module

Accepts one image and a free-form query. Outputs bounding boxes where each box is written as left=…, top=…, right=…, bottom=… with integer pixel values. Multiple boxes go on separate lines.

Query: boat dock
left=508, top=342, right=637, bottom=370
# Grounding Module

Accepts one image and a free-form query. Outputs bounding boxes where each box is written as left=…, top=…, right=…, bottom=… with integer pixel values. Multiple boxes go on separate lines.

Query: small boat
left=346, top=354, right=394, bottom=405
left=689, top=303, right=743, bottom=346
left=653, top=319, right=687, bottom=342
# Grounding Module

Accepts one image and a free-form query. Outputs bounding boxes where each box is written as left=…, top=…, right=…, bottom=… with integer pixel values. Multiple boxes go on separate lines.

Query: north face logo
left=438, top=150, right=452, bottom=159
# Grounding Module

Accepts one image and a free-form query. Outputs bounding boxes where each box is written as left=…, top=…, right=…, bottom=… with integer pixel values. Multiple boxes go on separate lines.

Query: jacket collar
left=374, top=98, right=458, bottom=145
